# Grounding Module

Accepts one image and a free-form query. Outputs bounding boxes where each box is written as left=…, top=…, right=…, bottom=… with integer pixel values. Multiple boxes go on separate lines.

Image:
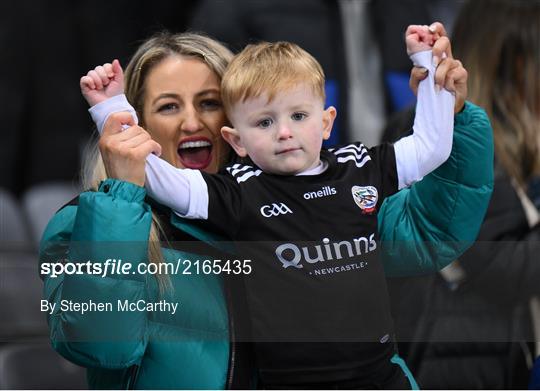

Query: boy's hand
left=409, top=23, right=468, bottom=113
left=405, top=25, right=437, bottom=55
left=80, top=59, right=124, bottom=107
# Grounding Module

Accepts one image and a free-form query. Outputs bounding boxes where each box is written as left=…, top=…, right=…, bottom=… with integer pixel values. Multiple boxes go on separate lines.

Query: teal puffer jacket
left=380, top=101, right=494, bottom=276
left=39, top=101, right=492, bottom=389
left=40, top=181, right=231, bottom=389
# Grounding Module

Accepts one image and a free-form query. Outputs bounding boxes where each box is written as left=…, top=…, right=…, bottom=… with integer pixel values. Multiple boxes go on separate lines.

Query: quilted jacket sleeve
left=39, top=179, right=153, bottom=369
left=379, top=101, right=494, bottom=276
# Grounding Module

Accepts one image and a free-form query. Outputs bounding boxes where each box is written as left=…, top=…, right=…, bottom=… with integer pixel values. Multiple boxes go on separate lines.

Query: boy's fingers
left=88, top=70, right=103, bottom=90
left=405, top=33, right=420, bottom=44
left=80, top=75, right=95, bottom=91
left=103, top=63, right=114, bottom=78
left=405, top=25, right=423, bottom=37
left=94, top=65, right=110, bottom=87
left=112, top=59, right=124, bottom=83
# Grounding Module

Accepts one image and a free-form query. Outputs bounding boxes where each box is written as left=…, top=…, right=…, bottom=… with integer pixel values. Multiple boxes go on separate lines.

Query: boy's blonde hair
left=221, top=41, right=326, bottom=114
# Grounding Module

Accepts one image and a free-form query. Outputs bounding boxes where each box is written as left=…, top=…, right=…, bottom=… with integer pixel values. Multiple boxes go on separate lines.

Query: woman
left=41, top=33, right=241, bottom=390
left=40, top=29, right=492, bottom=389
left=387, top=0, right=540, bottom=388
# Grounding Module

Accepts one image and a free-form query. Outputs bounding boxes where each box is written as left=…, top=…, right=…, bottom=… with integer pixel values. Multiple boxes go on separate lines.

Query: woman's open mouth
left=177, top=138, right=213, bottom=169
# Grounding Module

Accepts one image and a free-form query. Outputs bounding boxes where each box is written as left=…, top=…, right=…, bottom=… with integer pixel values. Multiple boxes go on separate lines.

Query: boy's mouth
left=177, top=138, right=213, bottom=169
left=276, top=147, right=301, bottom=155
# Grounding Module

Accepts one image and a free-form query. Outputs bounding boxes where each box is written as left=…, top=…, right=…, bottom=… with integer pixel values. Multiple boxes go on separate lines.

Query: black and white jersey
left=192, top=142, right=399, bottom=383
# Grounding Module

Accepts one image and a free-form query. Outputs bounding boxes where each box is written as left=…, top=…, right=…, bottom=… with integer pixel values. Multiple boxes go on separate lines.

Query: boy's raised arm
left=81, top=60, right=139, bottom=134
left=81, top=62, right=207, bottom=218
left=393, top=25, right=455, bottom=190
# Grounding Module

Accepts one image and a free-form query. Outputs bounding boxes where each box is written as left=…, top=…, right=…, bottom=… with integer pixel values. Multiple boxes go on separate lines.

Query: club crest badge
left=351, top=185, right=378, bottom=214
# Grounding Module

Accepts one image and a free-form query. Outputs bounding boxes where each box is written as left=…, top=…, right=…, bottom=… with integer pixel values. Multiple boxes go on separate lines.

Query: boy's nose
left=277, top=123, right=293, bottom=140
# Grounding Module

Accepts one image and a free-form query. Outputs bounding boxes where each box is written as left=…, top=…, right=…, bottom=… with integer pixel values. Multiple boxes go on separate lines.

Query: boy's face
left=222, top=84, right=336, bottom=175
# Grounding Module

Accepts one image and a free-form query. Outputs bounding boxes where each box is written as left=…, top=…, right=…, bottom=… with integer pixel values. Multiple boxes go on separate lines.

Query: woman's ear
left=221, top=126, right=247, bottom=157
left=322, top=106, right=337, bottom=140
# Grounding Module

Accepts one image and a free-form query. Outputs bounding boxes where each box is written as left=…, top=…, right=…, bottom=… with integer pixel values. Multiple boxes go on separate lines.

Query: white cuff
left=89, top=94, right=138, bottom=134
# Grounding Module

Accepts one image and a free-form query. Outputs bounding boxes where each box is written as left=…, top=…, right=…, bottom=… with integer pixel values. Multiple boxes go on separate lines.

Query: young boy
left=85, top=28, right=455, bottom=388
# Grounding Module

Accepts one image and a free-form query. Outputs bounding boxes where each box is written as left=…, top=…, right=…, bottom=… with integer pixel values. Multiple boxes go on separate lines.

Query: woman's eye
left=200, top=99, right=222, bottom=110
left=157, top=103, right=178, bottom=113
left=257, top=118, right=273, bottom=128
left=292, top=112, right=307, bottom=121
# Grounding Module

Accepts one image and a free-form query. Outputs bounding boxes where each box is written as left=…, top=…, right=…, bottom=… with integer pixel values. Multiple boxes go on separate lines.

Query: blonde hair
left=82, top=32, right=234, bottom=292
left=221, top=41, right=326, bottom=115
left=453, top=0, right=540, bottom=185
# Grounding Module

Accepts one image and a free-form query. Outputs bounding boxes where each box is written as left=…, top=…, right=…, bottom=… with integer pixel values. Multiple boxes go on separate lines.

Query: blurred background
left=0, top=0, right=462, bottom=198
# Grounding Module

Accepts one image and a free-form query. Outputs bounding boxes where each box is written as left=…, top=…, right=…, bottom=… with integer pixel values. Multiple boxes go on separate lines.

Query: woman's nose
left=180, top=106, right=203, bottom=133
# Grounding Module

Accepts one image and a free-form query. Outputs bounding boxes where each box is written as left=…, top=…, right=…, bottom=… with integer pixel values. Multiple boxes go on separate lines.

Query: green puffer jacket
left=39, top=101, right=493, bottom=389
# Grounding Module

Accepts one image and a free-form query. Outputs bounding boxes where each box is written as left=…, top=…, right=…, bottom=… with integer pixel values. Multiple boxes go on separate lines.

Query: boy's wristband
left=89, top=94, right=139, bottom=134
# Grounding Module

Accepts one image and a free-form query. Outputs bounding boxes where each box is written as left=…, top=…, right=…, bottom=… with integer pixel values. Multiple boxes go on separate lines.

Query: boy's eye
left=292, top=112, right=307, bottom=121
left=257, top=118, right=273, bottom=128
left=157, top=103, right=178, bottom=113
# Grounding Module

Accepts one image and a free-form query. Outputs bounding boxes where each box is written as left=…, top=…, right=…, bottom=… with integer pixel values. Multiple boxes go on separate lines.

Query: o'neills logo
left=303, top=186, right=337, bottom=200
left=275, top=234, right=376, bottom=269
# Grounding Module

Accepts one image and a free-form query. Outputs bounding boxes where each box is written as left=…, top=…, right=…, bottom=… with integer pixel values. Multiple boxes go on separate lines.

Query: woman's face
left=141, top=55, right=229, bottom=173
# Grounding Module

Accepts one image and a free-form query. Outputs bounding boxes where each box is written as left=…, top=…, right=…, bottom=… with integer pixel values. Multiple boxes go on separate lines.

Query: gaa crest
left=351, top=185, right=378, bottom=214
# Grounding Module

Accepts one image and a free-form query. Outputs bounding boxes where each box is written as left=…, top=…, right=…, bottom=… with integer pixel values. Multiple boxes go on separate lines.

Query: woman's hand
left=99, top=112, right=162, bottom=187
left=80, top=59, right=124, bottom=107
left=408, top=22, right=468, bottom=113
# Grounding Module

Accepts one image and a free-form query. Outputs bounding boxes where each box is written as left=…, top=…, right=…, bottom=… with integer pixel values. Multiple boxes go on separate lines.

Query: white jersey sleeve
left=394, top=50, right=455, bottom=190
left=144, top=154, right=209, bottom=219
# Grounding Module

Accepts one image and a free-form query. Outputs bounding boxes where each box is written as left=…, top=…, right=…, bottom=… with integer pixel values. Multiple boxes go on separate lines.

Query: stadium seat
left=0, top=253, right=47, bottom=337
left=0, top=188, right=31, bottom=246
left=0, top=196, right=87, bottom=389
left=0, top=342, right=86, bottom=389
left=21, top=182, right=78, bottom=243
